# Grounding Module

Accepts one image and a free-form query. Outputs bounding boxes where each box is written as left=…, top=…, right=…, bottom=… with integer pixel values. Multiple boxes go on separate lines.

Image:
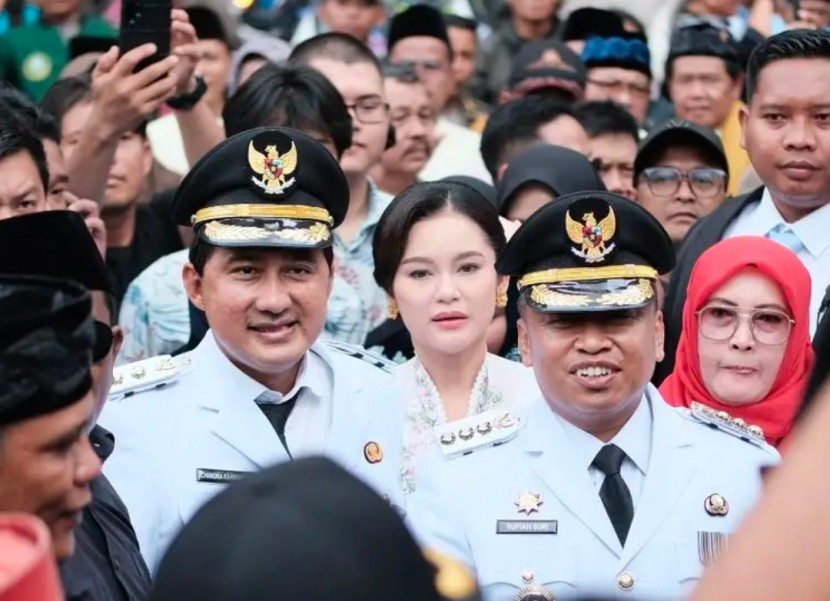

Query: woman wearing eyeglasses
left=659, top=236, right=815, bottom=447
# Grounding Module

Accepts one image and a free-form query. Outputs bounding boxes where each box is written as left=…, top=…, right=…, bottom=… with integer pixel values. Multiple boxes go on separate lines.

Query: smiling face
left=518, top=301, right=664, bottom=435
left=0, top=390, right=101, bottom=560
left=697, top=269, right=791, bottom=407
left=183, top=247, right=333, bottom=388
left=392, top=209, right=500, bottom=358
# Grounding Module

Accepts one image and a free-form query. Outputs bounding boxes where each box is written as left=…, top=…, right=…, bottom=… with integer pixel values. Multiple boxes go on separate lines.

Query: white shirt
left=724, top=188, right=830, bottom=335
left=246, top=348, right=334, bottom=456
left=554, top=397, right=652, bottom=510
left=419, top=118, right=492, bottom=184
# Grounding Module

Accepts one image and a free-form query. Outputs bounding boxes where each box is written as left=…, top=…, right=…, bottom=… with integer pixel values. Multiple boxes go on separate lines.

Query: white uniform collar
left=195, top=331, right=333, bottom=404
left=552, top=391, right=653, bottom=476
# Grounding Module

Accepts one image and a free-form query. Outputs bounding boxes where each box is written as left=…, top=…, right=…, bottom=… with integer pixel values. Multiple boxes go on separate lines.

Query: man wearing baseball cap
left=634, top=118, right=729, bottom=247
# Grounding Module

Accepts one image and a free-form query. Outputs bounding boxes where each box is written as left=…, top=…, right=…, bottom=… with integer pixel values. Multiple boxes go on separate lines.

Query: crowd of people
left=0, top=0, right=829, bottom=599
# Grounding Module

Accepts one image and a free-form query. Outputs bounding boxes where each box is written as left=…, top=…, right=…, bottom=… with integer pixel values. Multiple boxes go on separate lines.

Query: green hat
left=497, top=191, right=674, bottom=312
left=173, top=127, right=349, bottom=249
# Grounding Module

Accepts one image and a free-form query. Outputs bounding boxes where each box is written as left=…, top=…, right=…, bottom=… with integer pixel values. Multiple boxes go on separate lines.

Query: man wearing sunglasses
left=0, top=211, right=151, bottom=601
left=634, top=119, right=729, bottom=247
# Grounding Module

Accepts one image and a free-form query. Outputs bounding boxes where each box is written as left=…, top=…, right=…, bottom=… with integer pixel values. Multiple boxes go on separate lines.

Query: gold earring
left=387, top=299, right=399, bottom=320
left=496, top=288, right=508, bottom=308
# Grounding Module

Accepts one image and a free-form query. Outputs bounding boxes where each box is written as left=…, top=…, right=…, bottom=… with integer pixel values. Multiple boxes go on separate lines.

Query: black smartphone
left=119, top=0, right=172, bottom=72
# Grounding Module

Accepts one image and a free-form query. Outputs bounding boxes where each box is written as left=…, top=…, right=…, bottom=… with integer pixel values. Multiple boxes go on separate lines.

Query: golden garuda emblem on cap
left=566, top=206, right=616, bottom=263
left=248, top=140, right=298, bottom=195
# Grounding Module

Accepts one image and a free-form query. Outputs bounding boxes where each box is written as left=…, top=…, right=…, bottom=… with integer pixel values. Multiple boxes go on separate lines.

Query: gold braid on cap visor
left=517, top=265, right=658, bottom=290
left=191, top=204, right=334, bottom=226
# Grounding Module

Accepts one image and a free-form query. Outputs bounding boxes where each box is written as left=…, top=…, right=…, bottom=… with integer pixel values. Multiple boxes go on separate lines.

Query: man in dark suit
left=656, top=29, right=830, bottom=384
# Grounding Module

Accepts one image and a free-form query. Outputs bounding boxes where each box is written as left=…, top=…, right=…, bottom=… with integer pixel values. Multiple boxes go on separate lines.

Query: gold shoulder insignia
left=108, top=355, right=188, bottom=402
left=434, top=408, right=522, bottom=459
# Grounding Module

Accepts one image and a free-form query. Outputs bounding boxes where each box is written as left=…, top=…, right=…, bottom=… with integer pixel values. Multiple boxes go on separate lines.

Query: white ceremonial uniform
left=99, top=332, right=406, bottom=574
left=409, top=385, right=779, bottom=601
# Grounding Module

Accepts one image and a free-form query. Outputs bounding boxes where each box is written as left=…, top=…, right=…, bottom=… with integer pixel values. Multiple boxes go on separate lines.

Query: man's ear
left=517, top=318, right=533, bottom=367
left=183, top=263, right=205, bottom=311
left=496, top=162, right=509, bottom=182
left=739, top=105, right=749, bottom=150
left=111, top=325, right=125, bottom=359
left=654, top=308, right=665, bottom=364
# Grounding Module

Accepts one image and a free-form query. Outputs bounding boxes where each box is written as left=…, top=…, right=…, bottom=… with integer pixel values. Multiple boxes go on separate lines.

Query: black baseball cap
left=634, top=118, right=729, bottom=181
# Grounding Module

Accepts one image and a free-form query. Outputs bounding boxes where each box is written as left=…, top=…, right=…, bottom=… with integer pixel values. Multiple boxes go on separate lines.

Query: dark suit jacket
left=655, top=186, right=830, bottom=393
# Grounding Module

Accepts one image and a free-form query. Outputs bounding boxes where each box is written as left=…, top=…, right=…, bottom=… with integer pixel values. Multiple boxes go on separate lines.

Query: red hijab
left=660, top=236, right=815, bottom=446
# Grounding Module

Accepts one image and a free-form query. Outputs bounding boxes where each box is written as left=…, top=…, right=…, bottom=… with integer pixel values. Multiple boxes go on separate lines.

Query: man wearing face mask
left=0, top=211, right=151, bottom=601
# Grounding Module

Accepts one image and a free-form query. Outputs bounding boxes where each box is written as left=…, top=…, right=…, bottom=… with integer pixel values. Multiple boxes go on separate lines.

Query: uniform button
left=114, top=560, right=121, bottom=572
left=617, top=571, right=635, bottom=591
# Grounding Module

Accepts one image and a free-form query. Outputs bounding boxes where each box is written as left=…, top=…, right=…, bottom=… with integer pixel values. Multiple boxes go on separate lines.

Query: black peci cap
left=151, top=456, right=481, bottom=601
left=0, top=211, right=114, bottom=361
left=667, top=23, right=739, bottom=66
left=559, top=8, right=626, bottom=42
left=497, top=144, right=606, bottom=215
left=173, top=127, right=349, bottom=249
left=634, top=118, right=729, bottom=181
left=387, top=4, right=452, bottom=51
left=0, top=275, right=94, bottom=426
left=497, top=191, right=674, bottom=312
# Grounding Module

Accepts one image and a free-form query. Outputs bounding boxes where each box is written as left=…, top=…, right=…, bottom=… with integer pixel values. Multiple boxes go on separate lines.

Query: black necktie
left=592, top=444, right=634, bottom=546
left=258, top=394, right=298, bottom=458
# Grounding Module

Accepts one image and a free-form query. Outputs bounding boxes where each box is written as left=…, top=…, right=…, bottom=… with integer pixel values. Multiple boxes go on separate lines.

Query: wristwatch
left=167, top=75, right=207, bottom=111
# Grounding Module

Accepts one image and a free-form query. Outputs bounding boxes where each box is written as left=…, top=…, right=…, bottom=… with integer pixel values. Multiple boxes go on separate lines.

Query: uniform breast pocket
left=475, top=541, right=578, bottom=601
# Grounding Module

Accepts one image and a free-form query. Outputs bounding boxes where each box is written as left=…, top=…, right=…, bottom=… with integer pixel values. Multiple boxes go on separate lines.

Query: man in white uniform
left=99, top=127, right=406, bottom=573
left=409, top=190, right=779, bottom=601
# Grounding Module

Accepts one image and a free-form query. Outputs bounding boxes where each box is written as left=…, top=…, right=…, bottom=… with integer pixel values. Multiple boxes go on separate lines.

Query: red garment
left=660, top=236, right=815, bottom=446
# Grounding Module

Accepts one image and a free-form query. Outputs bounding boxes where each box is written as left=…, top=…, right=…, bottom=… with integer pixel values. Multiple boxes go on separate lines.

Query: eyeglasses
left=641, top=167, right=726, bottom=198
left=586, top=78, right=650, bottom=98
left=396, top=59, right=446, bottom=72
left=344, top=96, right=390, bottom=124
left=697, top=305, right=795, bottom=346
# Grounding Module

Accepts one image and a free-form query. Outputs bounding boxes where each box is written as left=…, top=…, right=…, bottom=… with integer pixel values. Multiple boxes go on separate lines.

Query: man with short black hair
left=658, top=29, right=830, bottom=383
left=666, top=23, right=748, bottom=195
left=371, top=62, right=437, bottom=196
left=386, top=5, right=491, bottom=182
left=444, top=14, right=489, bottom=132
left=99, top=128, right=405, bottom=575
left=290, top=33, right=394, bottom=340
left=0, top=110, right=48, bottom=220
left=480, top=95, right=589, bottom=180
left=1, top=84, right=106, bottom=255
left=575, top=100, right=639, bottom=200
left=43, top=75, right=184, bottom=308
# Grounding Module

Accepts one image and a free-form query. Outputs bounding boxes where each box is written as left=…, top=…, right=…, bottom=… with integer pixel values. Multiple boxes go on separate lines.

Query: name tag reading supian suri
left=496, top=520, right=559, bottom=535
left=196, top=468, right=251, bottom=484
